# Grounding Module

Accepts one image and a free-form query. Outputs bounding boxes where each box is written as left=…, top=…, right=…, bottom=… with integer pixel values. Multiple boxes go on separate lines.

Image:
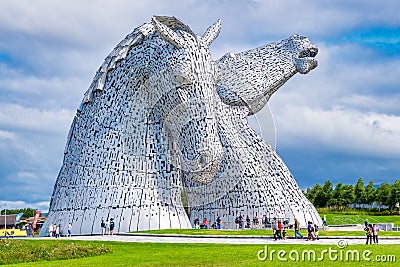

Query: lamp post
left=4, top=203, right=7, bottom=233
left=2, top=203, right=6, bottom=236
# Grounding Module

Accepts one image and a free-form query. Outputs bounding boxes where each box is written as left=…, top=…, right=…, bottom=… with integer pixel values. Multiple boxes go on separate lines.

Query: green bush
left=381, top=210, right=391, bottom=215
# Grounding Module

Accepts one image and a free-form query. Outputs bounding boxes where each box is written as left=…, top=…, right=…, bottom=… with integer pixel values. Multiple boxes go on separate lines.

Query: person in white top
left=48, top=224, right=53, bottom=237
left=67, top=223, right=72, bottom=237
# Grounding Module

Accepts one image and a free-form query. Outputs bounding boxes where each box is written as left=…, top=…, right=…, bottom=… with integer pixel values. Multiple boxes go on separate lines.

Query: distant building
left=0, top=214, right=18, bottom=229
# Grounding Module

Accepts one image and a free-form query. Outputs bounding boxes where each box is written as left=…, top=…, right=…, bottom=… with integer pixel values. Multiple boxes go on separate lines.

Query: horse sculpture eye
left=174, top=73, right=191, bottom=87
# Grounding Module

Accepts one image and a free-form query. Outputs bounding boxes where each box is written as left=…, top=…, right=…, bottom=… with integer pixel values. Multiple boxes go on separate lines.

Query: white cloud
left=16, top=172, right=38, bottom=181
left=0, top=130, right=16, bottom=140
left=272, top=105, right=400, bottom=158
left=0, top=64, right=87, bottom=108
left=0, top=104, right=74, bottom=133
left=341, top=94, right=400, bottom=114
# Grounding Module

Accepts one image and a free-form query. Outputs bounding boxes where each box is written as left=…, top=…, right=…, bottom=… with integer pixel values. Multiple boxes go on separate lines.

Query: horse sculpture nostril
left=310, top=48, right=318, bottom=57
left=186, top=148, right=222, bottom=184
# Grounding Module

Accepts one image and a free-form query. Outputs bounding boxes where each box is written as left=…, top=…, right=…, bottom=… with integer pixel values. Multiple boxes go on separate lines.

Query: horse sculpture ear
left=152, top=17, right=184, bottom=49
left=201, top=19, right=221, bottom=47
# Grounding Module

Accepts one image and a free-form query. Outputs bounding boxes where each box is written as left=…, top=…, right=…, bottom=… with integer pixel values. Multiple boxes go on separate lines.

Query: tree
left=354, top=177, right=366, bottom=207
left=375, top=182, right=391, bottom=209
left=364, top=181, right=376, bottom=207
left=304, top=183, right=322, bottom=206
left=0, top=208, right=37, bottom=217
left=341, top=184, right=355, bottom=207
left=315, top=180, right=333, bottom=208
left=331, top=183, right=343, bottom=209
left=389, top=180, right=400, bottom=209
left=330, top=183, right=354, bottom=209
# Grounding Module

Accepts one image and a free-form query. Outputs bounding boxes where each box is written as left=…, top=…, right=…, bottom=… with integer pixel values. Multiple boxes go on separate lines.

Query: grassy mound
left=0, top=239, right=111, bottom=265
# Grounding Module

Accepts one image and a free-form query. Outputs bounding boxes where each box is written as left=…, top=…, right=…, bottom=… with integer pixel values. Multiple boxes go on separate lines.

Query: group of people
left=48, top=223, right=72, bottom=238
left=364, top=219, right=379, bottom=244
left=306, top=221, right=320, bottom=241
left=271, top=217, right=287, bottom=240
left=273, top=217, right=319, bottom=241
left=193, top=216, right=222, bottom=229
left=100, top=218, right=115, bottom=235
left=234, top=213, right=262, bottom=229
left=192, top=214, right=382, bottom=244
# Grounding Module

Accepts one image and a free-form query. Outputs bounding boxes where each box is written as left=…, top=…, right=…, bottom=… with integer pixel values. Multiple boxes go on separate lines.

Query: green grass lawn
left=2, top=240, right=399, bottom=267
left=135, top=228, right=400, bottom=237
left=321, top=214, right=400, bottom=226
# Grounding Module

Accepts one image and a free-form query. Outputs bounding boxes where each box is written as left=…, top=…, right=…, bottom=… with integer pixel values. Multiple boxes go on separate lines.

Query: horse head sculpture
left=149, top=16, right=223, bottom=184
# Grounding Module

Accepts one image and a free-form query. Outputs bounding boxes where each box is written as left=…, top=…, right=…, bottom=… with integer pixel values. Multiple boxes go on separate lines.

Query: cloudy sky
left=0, top=0, right=399, bottom=212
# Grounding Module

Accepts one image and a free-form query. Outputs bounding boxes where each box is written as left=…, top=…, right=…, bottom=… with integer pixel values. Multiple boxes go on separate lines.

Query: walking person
left=55, top=224, right=60, bottom=238
left=110, top=218, right=115, bottom=235
left=216, top=216, right=222, bottom=229
left=277, top=220, right=283, bottom=239
left=234, top=214, right=240, bottom=229
left=105, top=219, right=111, bottom=235
left=101, top=219, right=105, bottom=236
left=314, top=224, right=319, bottom=240
left=194, top=217, right=200, bottom=229
left=253, top=213, right=259, bottom=228
left=67, top=223, right=72, bottom=237
left=322, top=215, right=327, bottom=230
left=48, top=223, right=53, bottom=237
left=262, top=214, right=268, bottom=228
left=238, top=213, right=243, bottom=229
left=246, top=215, right=251, bottom=228
left=53, top=224, right=57, bottom=237
left=272, top=217, right=278, bottom=240
left=294, top=218, right=303, bottom=239
left=282, top=228, right=287, bottom=240
left=306, top=221, right=316, bottom=241
left=372, top=224, right=379, bottom=244
left=25, top=223, right=33, bottom=237
left=365, top=224, right=373, bottom=244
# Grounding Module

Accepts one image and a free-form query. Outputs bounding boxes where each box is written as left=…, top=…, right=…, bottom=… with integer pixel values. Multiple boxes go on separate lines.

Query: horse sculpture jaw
left=294, top=47, right=318, bottom=74
left=291, top=35, right=318, bottom=74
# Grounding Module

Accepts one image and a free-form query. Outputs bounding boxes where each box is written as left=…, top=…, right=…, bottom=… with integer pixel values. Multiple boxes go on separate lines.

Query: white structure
left=40, top=16, right=321, bottom=236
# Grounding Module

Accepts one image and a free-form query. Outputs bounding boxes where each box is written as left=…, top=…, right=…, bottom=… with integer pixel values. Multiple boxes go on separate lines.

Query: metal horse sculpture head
left=83, top=16, right=223, bottom=184
left=149, top=17, right=223, bottom=183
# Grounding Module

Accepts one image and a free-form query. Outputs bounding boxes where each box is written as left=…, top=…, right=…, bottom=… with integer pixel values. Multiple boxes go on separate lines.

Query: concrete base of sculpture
left=40, top=16, right=321, bottom=236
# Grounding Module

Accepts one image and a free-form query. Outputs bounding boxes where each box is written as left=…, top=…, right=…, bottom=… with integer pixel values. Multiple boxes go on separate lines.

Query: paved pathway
left=37, top=234, right=400, bottom=245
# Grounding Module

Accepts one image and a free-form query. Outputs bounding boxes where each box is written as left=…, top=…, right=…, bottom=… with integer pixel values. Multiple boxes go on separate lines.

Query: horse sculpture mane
left=82, top=16, right=197, bottom=103
left=41, top=16, right=321, bottom=236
